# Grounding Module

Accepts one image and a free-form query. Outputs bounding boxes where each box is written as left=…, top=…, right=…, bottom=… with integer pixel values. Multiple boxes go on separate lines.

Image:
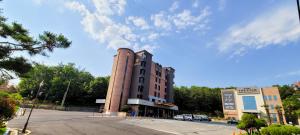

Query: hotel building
left=221, top=87, right=286, bottom=124
left=101, top=48, right=178, bottom=117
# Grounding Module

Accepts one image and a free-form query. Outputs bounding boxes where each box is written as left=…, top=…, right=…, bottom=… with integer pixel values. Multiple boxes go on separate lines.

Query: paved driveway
left=8, top=109, right=172, bottom=135
left=121, top=119, right=239, bottom=135
left=8, top=109, right=239, bottom=135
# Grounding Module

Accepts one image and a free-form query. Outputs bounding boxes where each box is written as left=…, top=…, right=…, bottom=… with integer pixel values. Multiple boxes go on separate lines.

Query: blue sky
left=3, top=0, right=300, bottom=87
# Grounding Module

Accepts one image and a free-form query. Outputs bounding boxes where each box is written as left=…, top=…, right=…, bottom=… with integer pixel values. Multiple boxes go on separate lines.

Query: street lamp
left=22, top=80, right=44, bottom=133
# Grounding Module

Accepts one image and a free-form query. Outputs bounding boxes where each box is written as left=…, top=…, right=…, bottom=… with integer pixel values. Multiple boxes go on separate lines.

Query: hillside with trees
left=174, top=86, right=223, bottom=116
left=18, top=64, right=109, bottom=106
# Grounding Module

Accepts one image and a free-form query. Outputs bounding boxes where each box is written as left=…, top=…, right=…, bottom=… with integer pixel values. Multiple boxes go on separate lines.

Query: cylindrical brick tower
left=104, top=48, right=135, bottom=113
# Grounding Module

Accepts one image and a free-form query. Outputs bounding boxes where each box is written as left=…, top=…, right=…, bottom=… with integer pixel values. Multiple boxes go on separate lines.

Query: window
left=155, top=84, right=157, bottom=89
left=138, top=85, right=144, bottom=92
left=158, top=93, right=160, bottom=97
left=268, top=95, right=272, bottom=101
left=270, top=104, right=274, bottom=110
left=152, top=99, right=155, bottom=102
left=164, top=95, right=167, bottom=99
left=141, top=61, right=146, bottom=67
left=242, top=96, right=257, bottom=110
left=140, top=69, right=145, bottom=75
left=273, top=95, right=278, bottom=101
left=154, top=92, right=157, bottom=97
left=139, top=77, right=144, bottom=83
left=158, top=85, right=160, bottom=91
left=155, top=77, right=158, bottom=82
left=263, top=96, right=268, bottom=100
left=165, top=88, right=167, bottom=92
left=159, top=79, right=161, bottom=83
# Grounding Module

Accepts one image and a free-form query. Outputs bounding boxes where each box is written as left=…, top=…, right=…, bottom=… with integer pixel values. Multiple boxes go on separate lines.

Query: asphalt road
left=8, top=109, right=172, bottom=135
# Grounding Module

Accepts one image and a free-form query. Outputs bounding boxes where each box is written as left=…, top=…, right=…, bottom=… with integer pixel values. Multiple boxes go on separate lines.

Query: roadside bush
left=237, top=113, right=267, bottom=135
left=0, top=97, right=17, bottom=128
left=261, top=124, right=300, bottom=135
left=0, top=127, right=6, bottom=135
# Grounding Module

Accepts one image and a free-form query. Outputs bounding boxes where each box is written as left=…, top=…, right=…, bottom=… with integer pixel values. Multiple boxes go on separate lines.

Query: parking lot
left=8, top=109, right=238, bottom=135
left=121, top=118, right=238, bottom=135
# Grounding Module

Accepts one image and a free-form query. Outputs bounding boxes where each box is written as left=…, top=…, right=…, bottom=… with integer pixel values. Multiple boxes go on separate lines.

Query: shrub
left=261, top=124, right=300, bottom=135
left=0, top=127, right=7, bottom=135
left=237, top=113, right=267, bottom=135
left=0, top=97, right=17, bottom=128
left=0, top=91, right=9, bottom=98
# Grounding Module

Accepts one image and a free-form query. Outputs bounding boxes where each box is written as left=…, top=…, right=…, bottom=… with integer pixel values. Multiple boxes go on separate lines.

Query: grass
left=0, top=127, right=6, bottom=135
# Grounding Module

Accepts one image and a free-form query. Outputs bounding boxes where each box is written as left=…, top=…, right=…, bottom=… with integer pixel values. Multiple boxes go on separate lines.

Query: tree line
left=277, top=85, right=300, bottom=125
left=18, top=64, right=109, bottom=106
left=174, top=86, right=223, bottom=116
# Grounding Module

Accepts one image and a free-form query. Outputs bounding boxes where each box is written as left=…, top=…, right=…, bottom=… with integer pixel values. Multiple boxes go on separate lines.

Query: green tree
left=255, top=119, right=267, bottom=133
left=283, top=96, right=300, bottom=125
left=277, top=85, right=295, bottom=100
left=18, top=64, right=109, bottom=106
left=85, top=76, right=109, bottom=104
left=0, top=91, right=17, bottom=128
left=237, top=113, right=267, bottom=135
left=174, top=86, right=222, bottom=115
left=0, top=8, right=71, bottom=82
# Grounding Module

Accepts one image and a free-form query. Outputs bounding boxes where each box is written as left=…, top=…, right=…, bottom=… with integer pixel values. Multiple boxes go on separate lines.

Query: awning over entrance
left=127, top=98, right=178, bottom=110
left=242, top=110, right=260, bottom=113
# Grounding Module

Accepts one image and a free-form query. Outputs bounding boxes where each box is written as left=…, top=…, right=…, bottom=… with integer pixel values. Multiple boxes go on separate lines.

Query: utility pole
left=61, top=80, right=71, bottom=107
left=297, top=0, right=300, bottom=23
left=22, top=80, right=44, bottom=133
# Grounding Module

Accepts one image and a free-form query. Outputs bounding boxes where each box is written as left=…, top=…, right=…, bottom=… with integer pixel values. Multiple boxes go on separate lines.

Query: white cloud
left=147, top=33, right=159, bottom=41
left=151, top=7, right=211, bottom=32
left=65, top=0, right=156, bottom=51
left=217, top=5, right=300, bottom=56
left=172, top=8, right=210, bottom=31
left=127, top=16, right=150, bottom=30
left=218, top=0, right=226, bottom=11
left=151, top=11, right=172, bottom=30
left=91, top=0, right=126, bottom=15
left=133, top=44, right=158, bottom=53
left=169, top=1, right=179, bottom=12
left=275, top=69, right=300, bottom=78
left=65, top=0, right=211, bottom=52
left=65, top=1, right=89, bottom=16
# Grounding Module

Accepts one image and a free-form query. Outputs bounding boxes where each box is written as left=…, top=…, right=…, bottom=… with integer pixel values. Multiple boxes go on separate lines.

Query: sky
left=2, top=0, right=300, bottom=87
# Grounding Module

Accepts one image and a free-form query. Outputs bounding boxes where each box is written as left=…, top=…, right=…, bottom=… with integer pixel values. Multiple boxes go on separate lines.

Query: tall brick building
left=102, top=48, right=178, bottom=117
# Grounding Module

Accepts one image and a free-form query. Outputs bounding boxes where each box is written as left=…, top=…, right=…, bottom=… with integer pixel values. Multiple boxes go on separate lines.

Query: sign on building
left=222, top=91, right=236, bottom=110
left=237, top=87, right=260, bottom=95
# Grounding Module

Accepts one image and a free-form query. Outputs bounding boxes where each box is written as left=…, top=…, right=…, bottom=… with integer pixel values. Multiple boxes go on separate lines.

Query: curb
left=6, top=128, right=31, bottom=135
